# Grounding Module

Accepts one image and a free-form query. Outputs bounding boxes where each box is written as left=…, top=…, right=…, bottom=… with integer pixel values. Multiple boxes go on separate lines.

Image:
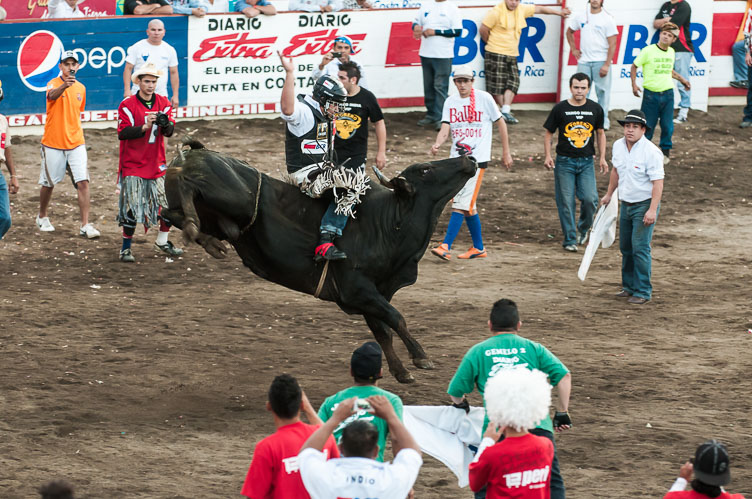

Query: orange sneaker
left=431, top=243, right=451, bottom=261
left=457, top=247, right=487, bottom=259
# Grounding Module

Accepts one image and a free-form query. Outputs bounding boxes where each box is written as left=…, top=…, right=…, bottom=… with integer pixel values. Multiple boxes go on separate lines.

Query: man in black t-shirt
left=655, top=0, right=693, bottom=123
left=543, top=73, right=608, bottom=252
left=124, top=0, right=173, bottom=15
left=334, top=62, right=386, bottom=169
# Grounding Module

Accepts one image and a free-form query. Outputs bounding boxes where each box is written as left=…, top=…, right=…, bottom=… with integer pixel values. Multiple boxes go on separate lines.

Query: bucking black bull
left=162, top=140, right=476, bottom=383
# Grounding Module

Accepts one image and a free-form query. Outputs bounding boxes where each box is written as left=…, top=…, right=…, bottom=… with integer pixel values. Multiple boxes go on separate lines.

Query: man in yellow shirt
left=37, top=50, right=99, bottom=238
left=480, top=0, right=570, bottom=124
left=630, top=23, right=691, bottom=164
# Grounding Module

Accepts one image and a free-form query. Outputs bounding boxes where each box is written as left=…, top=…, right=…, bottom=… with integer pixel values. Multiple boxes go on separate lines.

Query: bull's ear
left=391, top=176, right=415, bottom=196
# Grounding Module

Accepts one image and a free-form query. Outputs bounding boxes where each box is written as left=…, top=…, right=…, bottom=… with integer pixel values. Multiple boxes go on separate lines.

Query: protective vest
left=285, top=95, right=333, bottom=173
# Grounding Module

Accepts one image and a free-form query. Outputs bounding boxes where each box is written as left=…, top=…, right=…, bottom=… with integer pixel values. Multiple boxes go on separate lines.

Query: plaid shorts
left=484, top=52, right=520, bottom=95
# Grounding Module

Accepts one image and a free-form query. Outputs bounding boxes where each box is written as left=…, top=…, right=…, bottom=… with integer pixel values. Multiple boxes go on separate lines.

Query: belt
left=622, top=199, right=651, bottom=206
left=645, top=88, right=673, bottom=94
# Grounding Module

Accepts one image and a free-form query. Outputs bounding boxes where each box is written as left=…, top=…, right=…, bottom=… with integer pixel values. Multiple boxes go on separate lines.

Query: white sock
left=156, top=231, right=169, bottom=246
left=501, top=105, right=511, bottom=114
left=679, top=107, right=688, bottom=119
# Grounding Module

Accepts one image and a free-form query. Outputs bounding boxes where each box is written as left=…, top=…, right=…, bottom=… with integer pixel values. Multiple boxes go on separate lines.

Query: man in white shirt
left=299, top=396, right=422, bottom=499
left=48, top=0, right=85, bottom=18
left=600, top=110, right=664, bottom=305
left=288, top=0, right=343, bottom=12
left=123, top=19, right=180, bottom=109
left=413, top=0, right=462, bottom=130
left=565, top=0, right=617, bottom=130
left=312, top=36, right=368, bottom=90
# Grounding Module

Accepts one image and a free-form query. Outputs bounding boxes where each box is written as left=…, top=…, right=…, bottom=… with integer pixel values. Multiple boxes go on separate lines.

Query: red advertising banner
left=2, top=0, right=116, bottom=19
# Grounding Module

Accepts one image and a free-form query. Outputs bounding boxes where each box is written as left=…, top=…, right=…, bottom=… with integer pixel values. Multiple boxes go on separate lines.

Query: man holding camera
left=317, top=341, right=403, bottom=462
left=312, top=36, right=368, bottom=90
left=38, top=50, right=100, bottom=239
left=116, top=62, right=183, bottom=262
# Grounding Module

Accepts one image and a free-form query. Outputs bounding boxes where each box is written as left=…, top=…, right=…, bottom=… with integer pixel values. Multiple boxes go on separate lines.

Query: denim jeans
left=319, top=201, right=348, bottom=236
left=745, top=64, right=752, bottom=123
left=171, top=0, right=210, bottom=14
left=732, top=40, right=749, bottom=82
left=0, top=174, right=11, bottom=240
left=420, top=56, right=453, bottom=122
left=473, top=429, right=565, bottom=499
left=641, top=89, right=674, bottom=151
left=620, top=200, right=660, bottom=300
left=577, top=60, right=612, bottom=129
left=673, top=52, right=692, bottom=109
left=554, top=155, right=598, bottom=247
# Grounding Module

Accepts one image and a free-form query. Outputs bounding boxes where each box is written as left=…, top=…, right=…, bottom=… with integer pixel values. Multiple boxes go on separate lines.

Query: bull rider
left=279, top=51, right=370, bottom=262
left=116, top=62, right=184, bottom=262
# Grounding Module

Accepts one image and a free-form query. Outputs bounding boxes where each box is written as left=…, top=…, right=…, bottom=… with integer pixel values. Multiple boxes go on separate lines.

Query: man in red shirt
left=469, top=366, right=555, bottom=499
left=242, top=374, right=339, bottom=499
left=116, top=62, right=182, bottom=262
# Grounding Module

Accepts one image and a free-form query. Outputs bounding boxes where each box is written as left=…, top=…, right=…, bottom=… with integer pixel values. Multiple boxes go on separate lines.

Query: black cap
left=617, top=109, right=650, bottom=132
left=351, top=341, right=382, bottom=381
left=694, top=439, right=731, bottom=486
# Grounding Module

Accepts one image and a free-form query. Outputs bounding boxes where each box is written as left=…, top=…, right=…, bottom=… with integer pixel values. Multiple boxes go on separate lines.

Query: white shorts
left=39, top=145, right=89, bottom=187
left=452, top=168, right=485, bottom=212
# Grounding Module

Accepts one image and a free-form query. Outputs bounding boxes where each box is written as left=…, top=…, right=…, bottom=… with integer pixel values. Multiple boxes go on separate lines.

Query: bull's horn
left=371, top=166, right=393, bottom=188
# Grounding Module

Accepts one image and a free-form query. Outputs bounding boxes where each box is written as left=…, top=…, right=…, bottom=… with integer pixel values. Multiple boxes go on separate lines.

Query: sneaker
left=457, top=247, right=487, bottom=259
left=79, top=223, right=101, bottom=239
left=155, top=241, right=184, bottom=256
left=417, top=117, right=438, bottom=127
left=119, top=248, right=135, bottom=263
left=564, top=244, right=578, bottom=252
left=663, top=155, right=671, bottom=165
left=577, top=232, right=589, bottom=246
left=673, top=115, right=688, bottom=124
left=36, top=215, right=55, bottom=232
left=729, top=80, right=748, bottom=89
left=741, top=121, right=752, bottom=129
left=501, top=112, right=519, bottom=124
left=430, top=243, right=451, bottom=261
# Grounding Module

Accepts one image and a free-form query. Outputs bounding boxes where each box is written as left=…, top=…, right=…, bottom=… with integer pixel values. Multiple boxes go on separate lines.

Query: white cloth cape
left=403, top=405, right=485, bottom=488
left=578, top=188, right=618, bottom=281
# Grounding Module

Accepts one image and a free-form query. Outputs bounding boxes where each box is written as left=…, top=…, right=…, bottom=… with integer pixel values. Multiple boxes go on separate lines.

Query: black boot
left=314, top=231, right=347, bottom=262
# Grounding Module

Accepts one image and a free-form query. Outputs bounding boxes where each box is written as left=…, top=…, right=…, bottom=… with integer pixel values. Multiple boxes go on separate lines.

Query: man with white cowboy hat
left=47, top=0, right=85, bottom=18
left=601, top=110, right=664, bottom=305
left=116, top=62, right=182, bottom=262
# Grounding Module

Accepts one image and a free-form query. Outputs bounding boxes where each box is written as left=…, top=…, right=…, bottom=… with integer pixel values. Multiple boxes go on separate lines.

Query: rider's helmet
left=312, top=75, right=347, bottom=119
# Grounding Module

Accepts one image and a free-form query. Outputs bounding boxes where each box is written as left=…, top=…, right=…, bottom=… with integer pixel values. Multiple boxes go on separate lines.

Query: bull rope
left=314, top=261, right=329, bottom=299
left=240, top=171, right=262, bottom=235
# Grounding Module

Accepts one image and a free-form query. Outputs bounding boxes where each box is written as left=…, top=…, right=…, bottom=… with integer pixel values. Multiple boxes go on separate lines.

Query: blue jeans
left=0, top=174, right=11, bottom=240
left=420, top=57, right=452, bottom=122
left=744, top=63, right=752, bottom=123
left=171, top=0, right=210, bottom=14
left=554, top=155, right=598, bottom=247
left=641, top=89, right=674, bottom=151
left=577, top=60, right=612, bottom=129
left=620, top=200, right=660, bottom=300
left=320, top=201, right=347, bottom=236
left=673, top=52, right=692, bottom=109
left=732, top=40, right=748, bottom=82
left=473, top=429, right=565, bottom=499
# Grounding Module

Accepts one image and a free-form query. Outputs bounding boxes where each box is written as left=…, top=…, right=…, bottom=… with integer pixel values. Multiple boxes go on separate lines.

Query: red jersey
left=241, top=421, right=340, bottom=499
left=469, top=433, right=554, bottom=499
left=117, top=93, right=174, bottom=180
left=665, top=491, right=746, bottom=499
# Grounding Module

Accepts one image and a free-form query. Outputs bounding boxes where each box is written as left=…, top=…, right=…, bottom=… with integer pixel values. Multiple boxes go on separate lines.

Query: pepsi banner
left=186, top=9, right=560, bottom=108
left=559, top=0, right=713, bottom=112
left=0, top=16, right=188, bottom=116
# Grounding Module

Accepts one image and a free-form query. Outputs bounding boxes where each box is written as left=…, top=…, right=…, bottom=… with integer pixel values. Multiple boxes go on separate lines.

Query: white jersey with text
left=441, top=89, right=501, bottom=163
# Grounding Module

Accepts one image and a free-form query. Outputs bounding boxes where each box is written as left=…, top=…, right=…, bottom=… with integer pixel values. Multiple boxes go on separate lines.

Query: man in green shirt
left=631, top=22, right=692, bottom=164
left=317, top=341, right=403, bottom=462
left=448, top=298, right=572, bottom=499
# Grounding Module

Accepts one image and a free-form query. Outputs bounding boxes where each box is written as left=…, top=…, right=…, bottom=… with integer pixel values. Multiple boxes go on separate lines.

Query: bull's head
left=372, top=155, right=477, bottom=202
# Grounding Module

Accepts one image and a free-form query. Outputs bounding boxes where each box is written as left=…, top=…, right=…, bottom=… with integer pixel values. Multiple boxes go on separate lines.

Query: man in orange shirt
left=37, top=50, right=100, bottom=239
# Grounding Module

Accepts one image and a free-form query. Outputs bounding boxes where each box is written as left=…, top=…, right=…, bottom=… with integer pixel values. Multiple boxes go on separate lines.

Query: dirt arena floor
left=1, top=105, right=751, bottom=498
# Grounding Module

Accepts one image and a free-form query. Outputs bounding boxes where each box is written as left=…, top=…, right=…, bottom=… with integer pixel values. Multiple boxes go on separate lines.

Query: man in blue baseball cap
left=313, top=36, right=368, bottom=90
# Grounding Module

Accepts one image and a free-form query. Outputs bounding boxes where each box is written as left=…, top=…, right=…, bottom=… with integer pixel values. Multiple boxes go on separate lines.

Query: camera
left=155, top=111, right=171, bottom=128
left=354, top=399, right=372, bottom=412
left=332, top=52, right=343, bottom=59
left=69, top=68, right=76, bottom=76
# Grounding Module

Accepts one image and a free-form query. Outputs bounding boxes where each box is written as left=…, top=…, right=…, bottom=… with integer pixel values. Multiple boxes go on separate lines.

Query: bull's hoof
left=203, top=238, right=229, bottom=259
left=413, top=358, right=435, bottom=370
left=394, top=370, right=415, bottom=384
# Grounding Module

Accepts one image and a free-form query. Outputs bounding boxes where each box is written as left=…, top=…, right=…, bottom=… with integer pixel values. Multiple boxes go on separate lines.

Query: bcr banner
left=559, top=0, right=713, bottom=112
left=186, top=8, right=561, bottom=108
